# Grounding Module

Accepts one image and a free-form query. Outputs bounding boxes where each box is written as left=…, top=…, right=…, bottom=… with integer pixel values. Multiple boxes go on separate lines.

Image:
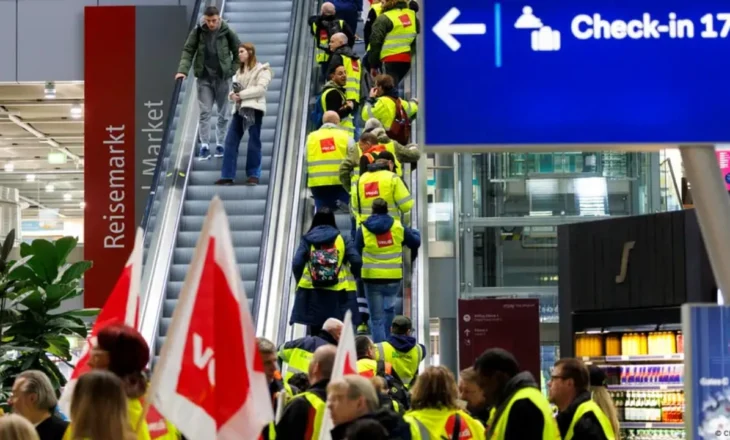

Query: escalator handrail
left=274, top=0, right=320, bottom=346
left=140, top=0, right=205, bottom=235
left=252, top=0, right=309, bottom=326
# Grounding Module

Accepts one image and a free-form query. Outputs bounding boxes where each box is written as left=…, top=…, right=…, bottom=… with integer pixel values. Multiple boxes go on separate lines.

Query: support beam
left=0, top=106, right=82, bottom=164
left=18, top=195, right=67, bottom=218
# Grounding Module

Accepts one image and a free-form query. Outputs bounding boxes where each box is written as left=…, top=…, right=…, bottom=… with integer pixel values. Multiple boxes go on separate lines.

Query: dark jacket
left=275, top=379, right=329, bottom=440
left=329, top=45, right=360, bottom=76
left=290, top=226, right=363, bottom=326
left=308, top=14, right=356, bottom=53
left=331, top=409, right=412, bottom=440
left=556, top=391, right=611, bottom=440
left=355, top=214, right=421, bottom=282
left=36, top=415, right=68, bottom=440
left=489, top=371, right=547, bottom=440
left=177, top=21, right=240, bottom=78
left=368, top=1, right=421, bottom=67
left=278, top=331, right=339, bottom=368
left=322, top=81, right=354, bottom=120
left=364, top=1, right=419, bottom=47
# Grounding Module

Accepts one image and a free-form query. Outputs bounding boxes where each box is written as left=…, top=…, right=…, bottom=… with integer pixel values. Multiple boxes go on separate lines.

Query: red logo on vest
left=320, top=137, right=336, bottom=153
left=351, top=59, right=360, bottom=72
left=376, top=231, right=394, bottom=247
left=319, top=29, right=328, bottom=42
left=445, top=414, right=474, bottom=439
left=398, top=14, right=412, bottom=27
left=364, top=182, right=380, bottom=198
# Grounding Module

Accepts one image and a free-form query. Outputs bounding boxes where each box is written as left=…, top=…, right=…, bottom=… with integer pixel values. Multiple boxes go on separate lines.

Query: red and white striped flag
left=147, top=196, right=273, bottom=440
left=318, top=310, right=358, bottom=440
left=58, top=227, right=143, bottom=413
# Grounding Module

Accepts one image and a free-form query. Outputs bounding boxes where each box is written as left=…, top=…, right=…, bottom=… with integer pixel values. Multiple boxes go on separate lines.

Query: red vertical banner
left=458, top=298, right=541, bottom=381
left=84, top=6, right=136, bottom=308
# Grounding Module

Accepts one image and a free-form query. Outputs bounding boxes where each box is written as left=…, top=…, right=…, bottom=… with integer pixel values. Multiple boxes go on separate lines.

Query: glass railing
left=660, top=157, right=682, bottom=212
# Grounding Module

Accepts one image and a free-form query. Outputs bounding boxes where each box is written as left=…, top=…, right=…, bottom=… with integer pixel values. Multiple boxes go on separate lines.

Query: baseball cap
left=391, top=315, right=412, bottom=333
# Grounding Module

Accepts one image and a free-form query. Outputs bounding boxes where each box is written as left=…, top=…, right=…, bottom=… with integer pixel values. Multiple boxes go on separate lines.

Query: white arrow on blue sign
left=432, top=7, right=487, bottom=51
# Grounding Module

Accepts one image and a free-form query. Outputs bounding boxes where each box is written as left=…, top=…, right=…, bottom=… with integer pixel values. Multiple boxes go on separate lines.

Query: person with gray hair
left=9, top=370, right=68, bottom=440
left=328, top=32, right=362, bottom=107
left=327, top=375, right=413, bottom=440
left=278, top=317, right=345, bottom=383
left=308, top=2, right=356, bottom=81
left=338, top=118, right=421, bottom=190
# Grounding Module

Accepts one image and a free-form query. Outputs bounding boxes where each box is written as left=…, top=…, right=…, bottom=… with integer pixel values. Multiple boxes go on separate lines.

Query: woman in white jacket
left=216, top=42, right=273, bottom=186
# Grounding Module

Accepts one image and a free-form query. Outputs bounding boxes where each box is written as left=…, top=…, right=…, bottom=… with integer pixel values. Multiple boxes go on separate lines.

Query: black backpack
left=376, top=360, right=410, bottom=411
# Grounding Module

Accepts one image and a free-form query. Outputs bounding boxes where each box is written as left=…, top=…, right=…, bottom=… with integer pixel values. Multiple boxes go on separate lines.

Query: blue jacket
left=355, top=214, right=421, bottom=255
left=292, top=225, right=362, bottom=281
left=332, top=0, right=362, bottom=13
left=290, top=225, right=363, bottom=327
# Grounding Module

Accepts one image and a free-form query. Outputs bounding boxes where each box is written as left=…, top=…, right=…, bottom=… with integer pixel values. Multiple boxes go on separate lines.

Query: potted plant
left=0, top=231, right=98, bottom=401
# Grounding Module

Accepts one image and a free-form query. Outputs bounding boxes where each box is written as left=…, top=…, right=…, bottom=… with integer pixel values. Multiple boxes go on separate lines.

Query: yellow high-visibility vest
left=351, top=170, right=413, bottom=224
left=405, top=408, right=486, bottom=440
left=341, top=55, right=362, bottom=103
left=354, top=141, right=403, bottom=179
left=375, top=341, right=423, bottom=388
left=487, top=387, right=561, bottom=440
left=362, top=218, right=405, bottom=279
left=322, top=88, right=355, bottom=136
left=381, top=9, right=417, bottom=59
left=306, top=125, right=349, bottom=187
left=313, top=20, right=344, bottom=63
left=564, top=400, right=616, bottom=440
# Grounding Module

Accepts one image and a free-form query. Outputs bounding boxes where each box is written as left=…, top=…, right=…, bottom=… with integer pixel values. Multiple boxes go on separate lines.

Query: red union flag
left=58, top=227, right=143, bottom=414
left=317, top=310, right=357, bottom=440
left=148, top=196, right=273, bottom=440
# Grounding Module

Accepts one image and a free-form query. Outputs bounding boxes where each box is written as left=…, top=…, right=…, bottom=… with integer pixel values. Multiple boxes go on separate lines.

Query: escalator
left=140, top=0, right=311, bottom=360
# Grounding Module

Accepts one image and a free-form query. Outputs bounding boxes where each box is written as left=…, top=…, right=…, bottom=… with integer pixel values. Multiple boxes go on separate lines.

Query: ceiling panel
left=0, top=82, right=84, bottom=219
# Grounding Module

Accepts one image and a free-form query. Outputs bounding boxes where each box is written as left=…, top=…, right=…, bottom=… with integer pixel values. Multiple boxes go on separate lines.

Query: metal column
left=680, top=145, right=730, bottom=305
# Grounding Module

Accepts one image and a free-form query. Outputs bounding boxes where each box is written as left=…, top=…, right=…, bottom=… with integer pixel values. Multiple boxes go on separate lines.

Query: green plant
left=0, top=233, right=98, bottom=400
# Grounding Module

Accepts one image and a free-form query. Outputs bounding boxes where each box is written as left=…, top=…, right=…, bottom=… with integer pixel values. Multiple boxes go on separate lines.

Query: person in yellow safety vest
left=328, top=33, right=362, bottom=104
left=322, top=65, right=356, bottom=137
left=458, top=367, right=491, bottom=426
left=278, top=318, right=343, bottom=383
left=475, top=348, right=560, bottom=440
left=367, top=0, right=419, bottom=86
left=363, top=0, right=419, bottom=68
left=339, top=120, right=421, bottom=190
left=328, top=375, right=414, bottom=439
left=259, top=337, right=301, bottom=440
left=307, top=111, right=354, bottom=212
left=404, top=366, right=486, bottom=440
left=308, top=2, right=355, bottom=81
left=351, top=150, right=413, bottom=226
left=361, top=74, right=418, bottom=136
left=549, top=359, right=615, bottom=440
left=370, top=376, right=404, bottom=414
left=275, top=345, right=337, bottom=440
left=373, top=315, right=426, bottom=389
left=354, top=335, right=401, bottom=382
left=356, top=200, right=420, bottom=343
left=587, top=366, right=621, bottom=440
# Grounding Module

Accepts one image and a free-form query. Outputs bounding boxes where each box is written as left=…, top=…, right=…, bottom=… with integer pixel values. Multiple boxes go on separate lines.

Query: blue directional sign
left=424, top=0, right=730, bottom=148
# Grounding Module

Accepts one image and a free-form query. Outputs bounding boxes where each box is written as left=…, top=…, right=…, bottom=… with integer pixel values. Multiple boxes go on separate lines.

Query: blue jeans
left=364, top=281, right=401, bottom=343
left=310, top=185, right=349, bottom=211
left=221, top=109, right=264, bottom=180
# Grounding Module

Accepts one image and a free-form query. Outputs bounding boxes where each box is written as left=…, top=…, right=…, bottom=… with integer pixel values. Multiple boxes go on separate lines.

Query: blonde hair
left=328, top=375, right=379, bottom=412
left=410, top=366, right=460, bottom=410
left=0, top=414, right=40, bottom=440
left=590, top=386, right=620, bottom=437
left=70, top=371, right=136, bottom=440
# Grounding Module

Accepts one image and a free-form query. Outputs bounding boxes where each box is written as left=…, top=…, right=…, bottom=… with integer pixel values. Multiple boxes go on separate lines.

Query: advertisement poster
left=683, top=304, right=730, bottom=440
left=458, top=298, right=540, bottom=380
left=715, top=150, right=730, bottom=191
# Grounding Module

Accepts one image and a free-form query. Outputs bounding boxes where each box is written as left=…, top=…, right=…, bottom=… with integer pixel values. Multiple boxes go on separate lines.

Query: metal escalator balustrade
left=139, top=0, right=309, bottom=358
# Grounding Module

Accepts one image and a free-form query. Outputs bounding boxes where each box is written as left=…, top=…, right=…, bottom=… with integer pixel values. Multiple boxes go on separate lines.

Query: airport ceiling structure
left=0, top=82, right=84, bottom=219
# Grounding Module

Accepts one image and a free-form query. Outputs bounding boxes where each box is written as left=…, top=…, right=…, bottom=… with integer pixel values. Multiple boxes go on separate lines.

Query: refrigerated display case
left=576, top=330, right=685, bottom=439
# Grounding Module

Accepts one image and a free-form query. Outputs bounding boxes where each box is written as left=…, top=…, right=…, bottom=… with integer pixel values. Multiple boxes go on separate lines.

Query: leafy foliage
left=0, top=232, right=98, bottom=401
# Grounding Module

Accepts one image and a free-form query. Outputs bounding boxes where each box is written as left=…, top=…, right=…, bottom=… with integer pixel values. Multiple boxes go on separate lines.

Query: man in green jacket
left=175, top=6, right=241, bottom=160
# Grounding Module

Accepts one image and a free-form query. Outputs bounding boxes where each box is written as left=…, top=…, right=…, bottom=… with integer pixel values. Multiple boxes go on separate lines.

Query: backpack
left=311, top=93, right=325, bottom=128
left=385, top=97, right=412, bottom=145
left=308, top=242, right=341, bottom=287
left=376, top=360, right=410, bottom=411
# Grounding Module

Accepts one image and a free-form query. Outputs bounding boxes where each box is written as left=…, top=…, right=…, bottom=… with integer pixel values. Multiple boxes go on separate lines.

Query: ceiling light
left=79, top=201, right=86, bottom=209
left=48, top=152, right=67, bottom=165
left=70, top=104, right=82, bottom=119
left=3, top=163, right=14, bottom=172
left=45, top=184, right=55, bottom=193
left=63, top=193, right=72, bottom=201
left=26, top=174, right=36, bottom=182
left=44, top=81, right=56, bottom=99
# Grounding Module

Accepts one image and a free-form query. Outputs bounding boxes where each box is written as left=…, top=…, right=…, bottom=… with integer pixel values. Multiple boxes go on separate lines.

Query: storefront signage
left=84, top=6, right=186, bottom=308
left=424, top=0, right=730, bottom=148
